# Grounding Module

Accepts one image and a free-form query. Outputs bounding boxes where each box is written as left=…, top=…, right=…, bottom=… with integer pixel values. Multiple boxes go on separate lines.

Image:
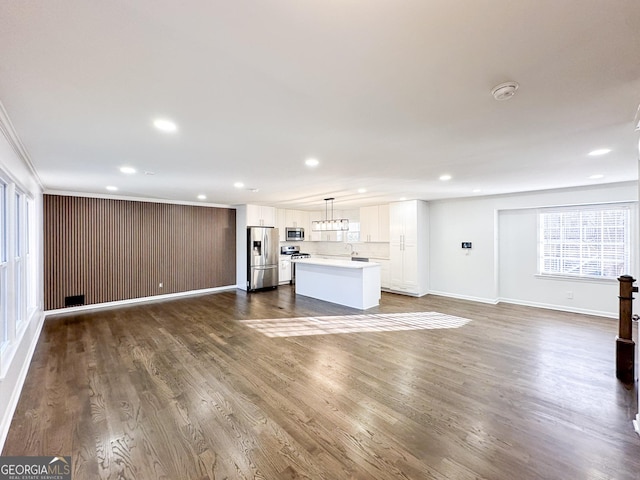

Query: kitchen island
left=293, top=258, right=381, bottom=309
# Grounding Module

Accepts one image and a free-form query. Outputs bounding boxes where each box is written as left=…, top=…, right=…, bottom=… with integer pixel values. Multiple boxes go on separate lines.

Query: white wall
left=429, top=182, right=638, bottom=316
left=0, top=104, right=44, bottom=451
left=235, top=205, right=247, bottom=290
left=429, top=198, right=498, bottom=303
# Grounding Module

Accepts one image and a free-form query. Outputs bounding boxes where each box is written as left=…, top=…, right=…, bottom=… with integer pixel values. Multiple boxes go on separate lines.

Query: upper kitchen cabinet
left=246, top=204, right=277, bottom=227
left=277, top=209, right=311, bottom=241
left=388, top=200, right=428, bottom=296
left=286, top=209, right=310, bottom=231
left=276, top=208, right=287, bottom=241
left=360, top=204, right=390, bottom=242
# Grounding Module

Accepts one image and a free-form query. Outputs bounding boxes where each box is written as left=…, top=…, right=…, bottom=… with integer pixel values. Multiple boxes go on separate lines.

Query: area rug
left=239, top=311, right=472, bottom=338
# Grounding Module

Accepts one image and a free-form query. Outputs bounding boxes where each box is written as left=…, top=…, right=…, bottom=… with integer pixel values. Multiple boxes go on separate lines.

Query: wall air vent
left=64, top=294, right=85, bottom=307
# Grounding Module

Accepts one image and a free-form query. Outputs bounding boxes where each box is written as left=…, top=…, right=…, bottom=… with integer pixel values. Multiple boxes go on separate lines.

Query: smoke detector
left=491, top=81, right=519, bottom=101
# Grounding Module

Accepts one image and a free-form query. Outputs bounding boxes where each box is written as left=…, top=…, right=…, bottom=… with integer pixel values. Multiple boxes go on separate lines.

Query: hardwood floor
left=4, top=287, right=640, bottom=479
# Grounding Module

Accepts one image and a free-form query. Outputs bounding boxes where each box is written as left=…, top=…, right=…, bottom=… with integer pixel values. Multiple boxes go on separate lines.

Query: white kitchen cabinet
left=246, top=204, right=276, bottom=227
left=277, top=209, right=311, bottom=241
left=378, top=204, right=390, bottom=242
left=360, top=204, right=390, bottom=242
left=360, top=205, right=376, bottom=242
left=388, top=200, right=428, bottom=295
left=285, top=209, right=310, bottom=234
left=277, top=209, right=287, bottom=241
left=376, top=259, right=390, bottom=289
left=279, top=257, right=292, bottom=283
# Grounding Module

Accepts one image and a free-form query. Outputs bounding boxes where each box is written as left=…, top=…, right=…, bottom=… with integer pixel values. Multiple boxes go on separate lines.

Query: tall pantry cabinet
left=388, top=200, right=429, bottom=296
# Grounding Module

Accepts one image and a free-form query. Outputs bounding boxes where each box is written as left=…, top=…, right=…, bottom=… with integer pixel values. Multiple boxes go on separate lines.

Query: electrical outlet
left=566, top=291, right=573, bottom=299
left=159, top=282, right=163, bottom=288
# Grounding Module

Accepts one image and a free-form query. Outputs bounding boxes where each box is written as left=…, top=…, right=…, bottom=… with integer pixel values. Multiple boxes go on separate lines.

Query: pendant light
left=311, top=197, right=349, bottom=231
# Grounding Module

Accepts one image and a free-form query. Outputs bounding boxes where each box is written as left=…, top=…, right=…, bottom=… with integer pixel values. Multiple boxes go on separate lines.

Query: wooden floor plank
left=3, top=287, right=639, bottom=479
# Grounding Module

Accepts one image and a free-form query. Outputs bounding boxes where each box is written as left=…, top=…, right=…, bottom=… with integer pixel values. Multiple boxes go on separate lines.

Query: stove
left=280, top=246, right=310, bottom=284
left=280, top=245, right=310, bottom=258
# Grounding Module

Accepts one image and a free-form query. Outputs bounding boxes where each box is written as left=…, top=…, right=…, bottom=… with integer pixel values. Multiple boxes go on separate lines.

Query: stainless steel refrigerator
left=247, top=227, right=279, bottom=291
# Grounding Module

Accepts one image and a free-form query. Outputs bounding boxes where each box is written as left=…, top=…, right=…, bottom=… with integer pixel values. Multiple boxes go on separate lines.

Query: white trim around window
left=0, top=171, right=37, bottom=375
left=538, top=203, right=633, bottom=281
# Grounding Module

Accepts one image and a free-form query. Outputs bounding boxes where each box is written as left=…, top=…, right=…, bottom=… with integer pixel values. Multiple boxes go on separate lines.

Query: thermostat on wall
left=461, top=242, right=472, bottom=249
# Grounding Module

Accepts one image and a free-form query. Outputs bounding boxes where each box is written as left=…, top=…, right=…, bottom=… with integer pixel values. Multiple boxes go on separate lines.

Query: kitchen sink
left=351, top=256, right=369, bottom=262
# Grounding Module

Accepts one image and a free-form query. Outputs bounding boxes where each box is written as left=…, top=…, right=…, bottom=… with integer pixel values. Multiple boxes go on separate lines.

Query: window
left=344, top=220, right=361, bottom=243
left=14, top=191, right=27, bottom=328
left=0, top=181, right=5, bottom=263
left=539, top=205, right=631, bottom=280
left=27, top=197, right=36, bottom=314
left=0, top=180, right=6, bottom=350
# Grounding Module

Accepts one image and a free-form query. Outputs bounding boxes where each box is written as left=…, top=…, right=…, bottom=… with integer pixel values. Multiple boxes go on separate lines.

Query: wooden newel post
left=616, top=275, right=637, bottom=384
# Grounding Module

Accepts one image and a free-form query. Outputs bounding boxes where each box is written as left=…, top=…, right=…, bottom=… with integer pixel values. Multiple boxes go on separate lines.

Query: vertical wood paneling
left=43, top=195, right=236, bottom=310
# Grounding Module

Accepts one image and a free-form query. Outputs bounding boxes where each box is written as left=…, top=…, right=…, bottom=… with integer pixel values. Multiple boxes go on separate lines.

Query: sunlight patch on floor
left=240, top=312, right=472, bottom=337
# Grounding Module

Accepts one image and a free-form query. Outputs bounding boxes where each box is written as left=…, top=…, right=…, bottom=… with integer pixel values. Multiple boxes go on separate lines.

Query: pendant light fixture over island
left=311, top=197, right=349, bottom=231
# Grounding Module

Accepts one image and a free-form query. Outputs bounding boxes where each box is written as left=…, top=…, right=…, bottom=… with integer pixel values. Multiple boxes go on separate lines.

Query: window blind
left=539, top=206, right=630, bottom=279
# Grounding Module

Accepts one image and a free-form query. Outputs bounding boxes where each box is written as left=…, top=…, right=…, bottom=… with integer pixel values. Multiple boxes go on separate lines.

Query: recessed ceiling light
left=589, top=174, right=604, bottom=179
left=234, top=182, right=244, bottom=189
left=588, top=148, right=611, bottom=156
left=153, top=118, right=178, bottom=133
left=357, top=188, right=367, bottom=193
left=119, top=166, right=136, bottom=174
left=305, top=158, right=319, bottom=167
left=439, top=174, right=452, bottom=181
left=399, top=197, right=407, bottom=201
left=106, top=186, right=118, bottom=191
left=472, top=188, right=482, bottom=193
left=197, top=194, right=207, bottom=200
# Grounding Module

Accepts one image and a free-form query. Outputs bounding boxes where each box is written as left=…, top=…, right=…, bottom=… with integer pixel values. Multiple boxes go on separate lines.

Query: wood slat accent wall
left=44, top=194, right=236, bottom=310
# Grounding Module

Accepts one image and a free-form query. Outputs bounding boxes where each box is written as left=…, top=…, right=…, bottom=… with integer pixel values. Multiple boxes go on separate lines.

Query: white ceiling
left=1, top=1, right=639, bottom=210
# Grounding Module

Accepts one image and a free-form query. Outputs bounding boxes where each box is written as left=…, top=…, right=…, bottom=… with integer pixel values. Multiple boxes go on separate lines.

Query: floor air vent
left=65, top=294, right=85, bottom=307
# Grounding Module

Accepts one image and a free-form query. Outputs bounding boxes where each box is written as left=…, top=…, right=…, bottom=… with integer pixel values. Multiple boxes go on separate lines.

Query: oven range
left=280, top=245, right=310, bottom=284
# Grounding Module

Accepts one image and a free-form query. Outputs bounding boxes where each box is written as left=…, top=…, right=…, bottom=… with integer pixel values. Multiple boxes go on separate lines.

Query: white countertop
left=294, top=257, right=381, bottom=309
left=293, top=258, right=380, bottom=269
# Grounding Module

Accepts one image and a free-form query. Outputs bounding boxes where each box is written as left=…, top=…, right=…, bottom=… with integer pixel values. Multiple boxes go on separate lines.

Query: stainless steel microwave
left=285, top=227, right=304, bottom=241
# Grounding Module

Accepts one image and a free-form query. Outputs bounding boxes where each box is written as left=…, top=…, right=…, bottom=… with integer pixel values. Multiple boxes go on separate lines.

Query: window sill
left=535, top=273, right=618, bottom=285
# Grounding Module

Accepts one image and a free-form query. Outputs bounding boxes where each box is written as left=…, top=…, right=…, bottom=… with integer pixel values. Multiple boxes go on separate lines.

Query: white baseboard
left=381, top=288, right=421, bottom=297
left=44, top=285, right=237, bottom=316
left=427, top=290, right=499, bottom=305
left=497, top=297, right=616, bottom=319
left=634, top=414, right=640, bottom=437
left=423, top=292, right=616, bottom=318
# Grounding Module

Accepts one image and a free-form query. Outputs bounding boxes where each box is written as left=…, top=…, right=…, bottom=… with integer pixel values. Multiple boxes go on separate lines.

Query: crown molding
left=0, top=99, right=43, bottom=189
left=43, top=189, right=234, bottom=209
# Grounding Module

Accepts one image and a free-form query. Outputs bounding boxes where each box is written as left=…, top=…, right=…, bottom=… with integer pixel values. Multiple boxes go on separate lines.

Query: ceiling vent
left=491, top=81, right=519, bottom=101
